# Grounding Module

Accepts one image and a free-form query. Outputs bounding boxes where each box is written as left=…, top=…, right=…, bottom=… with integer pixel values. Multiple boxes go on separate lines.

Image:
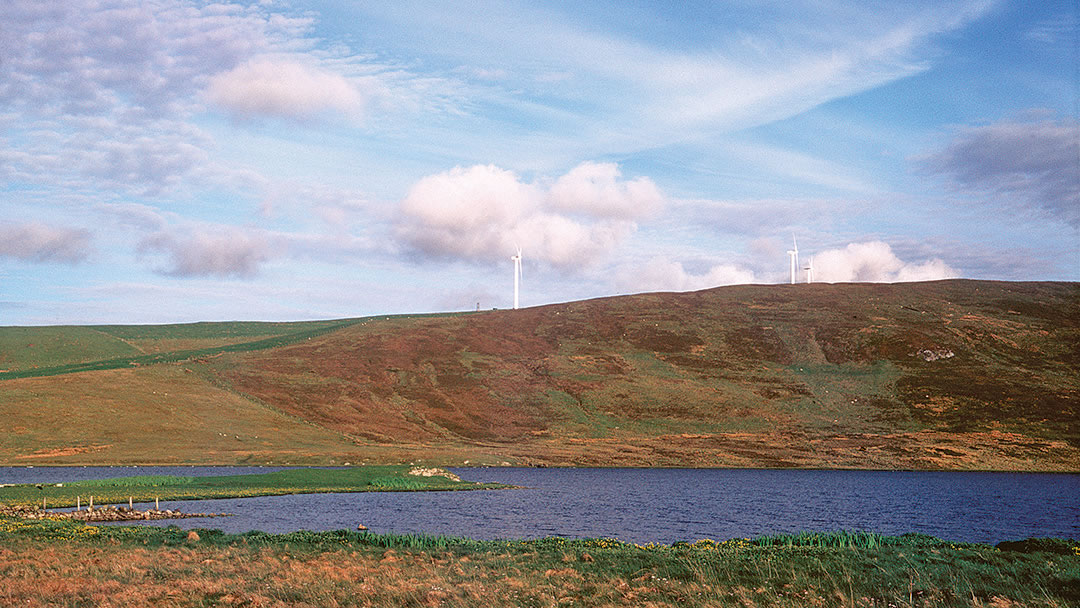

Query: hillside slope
left=1, top=280, right=1077, bottom=470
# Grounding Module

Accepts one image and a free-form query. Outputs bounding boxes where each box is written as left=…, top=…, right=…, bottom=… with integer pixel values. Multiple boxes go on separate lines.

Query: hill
left=0, top=280, right=1077, bottom=470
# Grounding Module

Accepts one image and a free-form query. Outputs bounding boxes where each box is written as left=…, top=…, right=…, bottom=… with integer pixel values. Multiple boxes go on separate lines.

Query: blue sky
left=1, top=0, right=1076, bottom=325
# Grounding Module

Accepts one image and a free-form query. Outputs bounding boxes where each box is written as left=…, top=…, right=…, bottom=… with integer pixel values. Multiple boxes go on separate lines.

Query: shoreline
left=2, top=463, right=1079, bottom=474
left=0, top=504, right=227, bottom=522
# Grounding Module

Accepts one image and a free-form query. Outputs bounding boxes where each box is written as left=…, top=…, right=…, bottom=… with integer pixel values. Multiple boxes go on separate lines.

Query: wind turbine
left=510, top=245, right=522, bottom=309
left=804, top=257, right=814, bottom=284
left=786, top=235, right=799, bottom=285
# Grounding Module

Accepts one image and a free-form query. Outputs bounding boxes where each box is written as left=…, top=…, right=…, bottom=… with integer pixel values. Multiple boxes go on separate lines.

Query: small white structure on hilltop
left=511, top=245, right=522, bottom=309
left=804, top=256, right=814, bottom=284
left=786, top=235, right=799, bottom=284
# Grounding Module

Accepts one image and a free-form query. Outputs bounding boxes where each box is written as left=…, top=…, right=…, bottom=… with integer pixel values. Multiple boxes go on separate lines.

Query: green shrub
left=996, top=537, right=1080, bottom=555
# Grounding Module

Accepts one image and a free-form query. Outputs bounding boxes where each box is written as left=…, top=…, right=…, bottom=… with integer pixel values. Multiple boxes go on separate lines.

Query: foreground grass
left=0, top=521, right=1076, bottom=608
left=0, top=467, right=506, bottom=508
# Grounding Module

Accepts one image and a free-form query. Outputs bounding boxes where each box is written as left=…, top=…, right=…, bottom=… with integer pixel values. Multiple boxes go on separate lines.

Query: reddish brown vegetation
left=208, top=280, right=1080, bottom=470
left=2, top=280, right=1077, bottom=469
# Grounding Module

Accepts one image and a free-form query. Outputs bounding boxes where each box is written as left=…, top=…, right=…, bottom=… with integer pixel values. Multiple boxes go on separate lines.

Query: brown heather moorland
left=0, top=279, right=1077, bottom=469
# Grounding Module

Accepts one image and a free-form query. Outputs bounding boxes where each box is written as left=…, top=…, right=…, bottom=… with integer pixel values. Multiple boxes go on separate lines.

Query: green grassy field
left=0, top=467, right=505, bottom=508
left=0, top=319, right=360, bottom=380
left=1, top=520, right=1076, bottom=607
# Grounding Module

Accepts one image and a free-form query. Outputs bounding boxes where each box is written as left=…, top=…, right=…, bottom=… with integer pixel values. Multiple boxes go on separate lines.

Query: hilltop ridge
left=1, top=280, right=1077, bottom=470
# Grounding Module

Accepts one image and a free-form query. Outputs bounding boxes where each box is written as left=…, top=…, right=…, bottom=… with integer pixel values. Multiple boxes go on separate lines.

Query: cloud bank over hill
left=811, top=242, right=958, bottom=283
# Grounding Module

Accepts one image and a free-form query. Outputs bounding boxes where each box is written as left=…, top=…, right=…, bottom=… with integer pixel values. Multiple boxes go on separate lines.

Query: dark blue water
left=2, top=467, right=1077, bottom=544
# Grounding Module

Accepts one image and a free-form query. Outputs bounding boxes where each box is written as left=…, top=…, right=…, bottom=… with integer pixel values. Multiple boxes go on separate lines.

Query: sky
left=1, top=0, right=1077, bottom=325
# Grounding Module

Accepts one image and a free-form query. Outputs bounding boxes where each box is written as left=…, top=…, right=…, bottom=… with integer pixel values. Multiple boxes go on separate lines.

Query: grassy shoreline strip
left=0, top=466, right=511, bottom=508
left=1, top=519, right=1077, bottom=607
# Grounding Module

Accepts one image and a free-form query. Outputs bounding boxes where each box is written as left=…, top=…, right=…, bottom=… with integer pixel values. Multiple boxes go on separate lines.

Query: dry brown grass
left=0, top=365, right=367, bottom=465
left=0, top=541, right=660, bottom=607
left=2, top=535, right=1075, bottom=608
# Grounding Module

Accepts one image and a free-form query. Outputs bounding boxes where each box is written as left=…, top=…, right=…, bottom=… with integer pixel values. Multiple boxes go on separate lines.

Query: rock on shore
left=0, top=504, right=227, bottom=522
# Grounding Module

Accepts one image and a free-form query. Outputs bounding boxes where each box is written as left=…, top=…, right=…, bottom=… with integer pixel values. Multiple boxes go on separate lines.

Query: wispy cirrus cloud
left=1025, top=13, right=1078, bottom=44
left=367, top=1, right=995, bottom=141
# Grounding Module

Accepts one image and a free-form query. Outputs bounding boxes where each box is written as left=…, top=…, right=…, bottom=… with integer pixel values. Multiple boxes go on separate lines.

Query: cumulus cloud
left=138, top=228, right=275, bottom=278
left=548, top=162, right=663, bottom=219
left=0, top=223, right=93, bottom=264
left=617, top=257, right=755, bottom=293
left=397, top=162, right=663, bottom=267
left=810, top=241, right=957, bottom=283
left=921, top=116, right=1080, bottom=226
left=206, top=57, right=371, bottom=122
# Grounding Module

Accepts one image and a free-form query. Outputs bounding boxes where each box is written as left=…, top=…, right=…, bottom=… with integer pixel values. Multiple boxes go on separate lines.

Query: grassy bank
left=0, top=519, right=1076, bottom=607
left=0, top=467, right=507, bottom=508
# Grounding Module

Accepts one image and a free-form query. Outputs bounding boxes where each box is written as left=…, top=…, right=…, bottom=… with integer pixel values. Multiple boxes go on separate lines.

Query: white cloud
left=810, top=241, right=957, bottom=283
left=0, top=0, right=407, bottom=198
left=0, top=0, right=306, bottom=117
left=548, top=161, right=663, bottom=219
left=0, top=222, right=93, bottom=264
left=206, top=57, right=372, bottom=122
left=397, top=162, right=662, bottom=267
left=138, top=228, right=277, bottom=278
left=616, top=257, right=756, bottom=293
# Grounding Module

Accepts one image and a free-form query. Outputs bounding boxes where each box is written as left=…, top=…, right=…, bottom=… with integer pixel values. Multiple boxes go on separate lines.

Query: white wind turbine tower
left=510, top=245, right=522, bottom=309
left=786, top=235, right=799, bottom=284
left=804, top=257, right=814, bottom=284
